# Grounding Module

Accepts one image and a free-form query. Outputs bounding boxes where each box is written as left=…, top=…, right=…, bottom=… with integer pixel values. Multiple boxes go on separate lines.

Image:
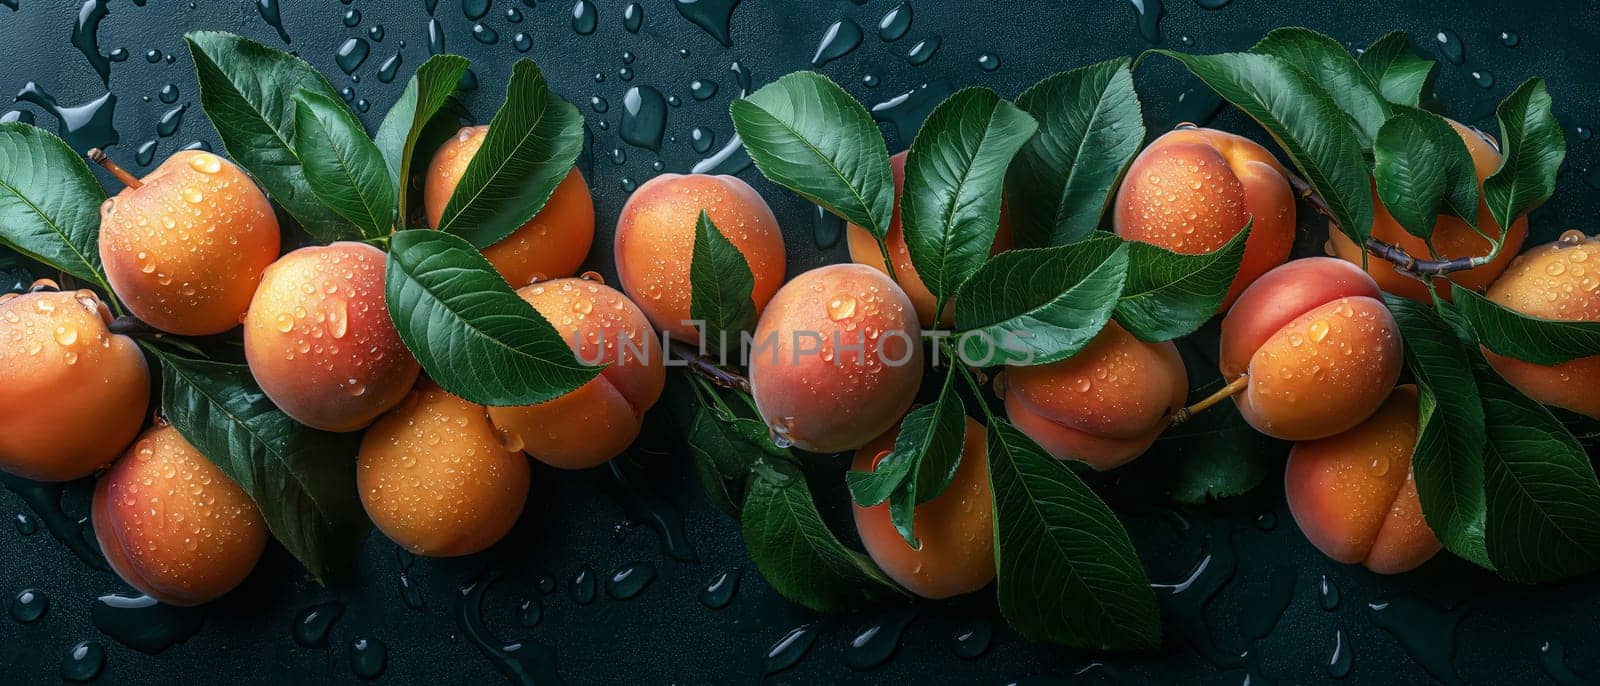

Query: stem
left=107, top=315, right=158, bottom=338
left=668, top=341, right=749, bottom=394
left=944, top=340, right=998, bottom=423
left=87, top=148, right=142, bottom=189
left=1283, top=170, right=1491, bottom=283
left=1168, top=374, right=1248, bottom=428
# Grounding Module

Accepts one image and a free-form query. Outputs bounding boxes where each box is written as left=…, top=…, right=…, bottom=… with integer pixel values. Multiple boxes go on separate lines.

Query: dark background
left=2, top=0, right=1600, bottom=683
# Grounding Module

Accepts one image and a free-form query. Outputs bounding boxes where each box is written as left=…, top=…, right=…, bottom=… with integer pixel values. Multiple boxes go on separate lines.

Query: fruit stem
left=107, top=315, right=157, bottom=337
left=1282, top=170, right=1490, bottom=282
left=87, top=148, right=142, bottom=189
left=1168, top=373, right=1248, bottom=427
left=667, top=341, right=750, bottom=394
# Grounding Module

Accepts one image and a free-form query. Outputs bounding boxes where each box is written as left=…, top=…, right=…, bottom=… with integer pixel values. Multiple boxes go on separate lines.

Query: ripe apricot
left=1115, top=126, right=1296, bottom=309
left=846, top=150, right=1012, bottom=327
left=1286, top=385, right=1441, bottom=574
left=1329, top=119, right=1528, bottom=302
left=1482, top=231, right=1600, bottom=419
left=1003, top=320, right=1187, bottom=470
left=98, top=150, right=281, bottom=335
left=358, top=383, right=529, bottom=556
left=243, top=242, right=419, bottom=432
left=424, top=126, right=595, bottom=286
left=614, top=173, right=787, bottom=344
left=748, top=264, right=923, bottom=454
left=851, top=416, right=993, bottom=599
left=487, top=278, right=666, bottom=469
left=0, top=288, right=150, bottom=481
left=93, top=424, right=268, bottom=605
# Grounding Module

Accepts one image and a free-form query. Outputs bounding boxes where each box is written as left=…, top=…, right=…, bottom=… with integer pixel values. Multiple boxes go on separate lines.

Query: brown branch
left=87, top=148, right=142, bottom=189
left=1168, top=374, right=1248, bottom=428
left=667, top=341, right=750, bottom=394
left=107, top=315, right=158, bottom=338
left=1282, top=170, right=1488, bottom=283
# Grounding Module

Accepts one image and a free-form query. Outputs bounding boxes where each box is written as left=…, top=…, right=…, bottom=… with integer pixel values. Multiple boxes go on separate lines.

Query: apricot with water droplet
left=1482, top=232, right=1600, bottom=419
left=0, top=290, right=149, bottom=481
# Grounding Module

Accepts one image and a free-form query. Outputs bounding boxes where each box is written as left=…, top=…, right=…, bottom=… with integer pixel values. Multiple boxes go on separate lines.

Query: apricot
left=1114, top=126, right=1296, bottom=309
left=1482, top=231, right=1600, bottom=419
left=358, top=383, right=529, bottom=556
left=1003, top=320, right=1187, bottom=470
left=487, top=278, right=665, bottom=469
left=614, top=173, right=787, bottom=344
left=1286, top=385, right=1441, bottom=574
left=243, top=242, right=419, bottom=432
left=97, top=150, right=281, bottom=335
left=851, top=416, right=993, bottom=599
left=0, top=288, right=150, bottom=481
left=424, top=125, right=596, bottom=286
left=93, top=424, right=268, bottom=605
left=846, top=150, right=1012, bottom=327
left=748, top=264, right=923, bottom=454
left=1329, top=119, right=1528, bottom=302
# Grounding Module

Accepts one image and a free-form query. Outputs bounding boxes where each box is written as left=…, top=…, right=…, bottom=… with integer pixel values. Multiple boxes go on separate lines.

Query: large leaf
left=1481, top=78, right=1565, bottom=237
left=0, top=123, right=110, bottom=292
left=292, top=90, right=395, bottom=240
left=901, top=87, right=1037, bottom=300
left=373, top=54, right=469, bottom=225
left=1115, top=222, right=1249, bottom=342
left=845, top=368, right=966, bottom=547
left=436, top=59, right=585, bottom=249
left=953, top=236, right=1129, bottom=366
left=1007, top=59, right=1144, bottom=247
left=1251, top=27, right=1391, bottom=147
left=1453, top=285, right=1600, bottom=365
left=152, top=350, right=369, bottom=583
left=385, top=230, right=600, bottom=406
left=185, top=31, right=354, bottom=242
left=730, top=71, right=896, bottom=241
left=989, top=420, right=1159, bottom=649
left=1356, top=32, right=1435, bottom=107
left=1372, top=107, right=1481, bottom=240
left=689, top=210, right=758, bottom=359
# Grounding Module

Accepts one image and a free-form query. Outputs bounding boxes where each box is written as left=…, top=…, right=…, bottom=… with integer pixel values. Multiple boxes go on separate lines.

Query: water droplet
left=605, top=562, right=657, bottom=599
left=377, top=54, right=402, bottom=83
left=1328, top=628, right=1354, bottom=678
left=1367, top=595, right=1465, bottom=683
left=292, top=602, right=344, bottom=648
left=1471, top=70, right=1495, bottom=88
left=764, top=622, right=821, bottom=675
left=623, top=3, right=644, bottom=33
left=953, top=619, right=992, bottom=659
left=689, top=126, right=716, bottom=154
left=906, top=35, right=942, bottom=65
left=619, top=86, right=667, bottom=150
left=335, top=38, right=371, bottom=74
left=878, top=2, right=913, bottom=41
left=977, top=54, right=1000, bottom=72
left=1130, top=0, right=1164, bottom=43
left=1319, top=575, right=1341, bottom=610
left=349, top=637, right=388, bottom=680
left=846, top=607, right=916, bottom=671
left=91, top=593, right=205, bottom=654
left=674, top=0, right=739, bottom=47
left=1308, top=319, right=1331, bottom=342
left=570, top=566, right=597, bottom=604
left=828, top=294, right=859, bottom=321
left=1434, top=29, right=1465, bottom=64
left=61, top=641, right=106, bottom=683
left=1499, top=30, right=1520, bottom=47
left=473, top=23, right=499, bottom=44
left=10, top=588, right=48, bottom=623
left=571, top=0, right=598, bottom=35
left=812, top=19, right=864, bottom=67
left=690, top=79, right=718, bottom=101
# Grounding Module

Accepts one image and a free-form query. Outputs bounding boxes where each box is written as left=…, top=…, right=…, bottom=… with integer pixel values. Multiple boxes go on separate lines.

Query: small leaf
left=385, top=230, right=600, bottom=406
left=1371, top=107, right=1482, bottom=240
left=1453, top=285, right=1600, bottom=365
left=953, top=236, right=1129, bottom=366
left=1115, top=222, right=1250, bottom=342
left=1482, top=78, right=1565, bottom=237
left=373, top=54, right=470, bottom=224
left=730, top=71, right=896, bottom=240
left=689, top=210, right=758, bottom=358
left=1357, top=32, right=1436, bottom=107
left=902, top=87, right=1038, bottom=299
left=292, top=90, right=396, bottom=240
left=845, top=369, right=966, bottom=546
left=1252, top=27, right=1392, bottom=146
left=683, top=405, right=758, bottom=519
left=1008, top=59, right=1145, bottom=247
left=0, top=123, right=111, bottom=293
left=989, top=420, right=1160, bottom=649
left=437, top=59, right=585, bottom=248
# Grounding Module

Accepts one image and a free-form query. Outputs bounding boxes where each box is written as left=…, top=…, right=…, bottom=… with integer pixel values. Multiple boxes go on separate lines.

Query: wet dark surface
left=2, top=0, right=1600, bottom=683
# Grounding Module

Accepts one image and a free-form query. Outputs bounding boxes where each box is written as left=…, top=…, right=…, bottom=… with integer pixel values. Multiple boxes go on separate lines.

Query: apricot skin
left=243, top=242, right=419, bottom=432
left=99, top=150, right=281, bottom=335
left=93, top=424, right=269, bottom=605
left=1483, top=232, right=1600, bottom=419
left=1329, top=119, right=1528, bottom=303
left=1115, top=127, right=1296, bottom=309
left=1220, top=258, right=1403, bottom=441
left=846, top=150, right=1012, bottom=327
left=852, top=416, right=994, bottom=599
left=0, top=290, right=150, bottom=481
left=748, top=264, right=923, bottom=454
left=1003, top=321, right=1187, bottom=470
left=487, top=278, right=666, bottom=469
left=359, top=384, right=529, bottom=557
left=1286, top=385, right=1441, bottom=574
left=614, top=173, right=787, bottom=344
left=425, top=126, right=595, bottom=287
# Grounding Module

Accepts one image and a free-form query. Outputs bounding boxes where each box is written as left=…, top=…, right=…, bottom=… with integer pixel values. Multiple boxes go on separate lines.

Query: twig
left=1282, top=170, right=1489, bottom=283
left=107, top=315, right=158, bottom=338
left=667, top=341, right=750, bottom=394
left=87, top=148, right=142, bottom=189
left=1168, top=374, right=1248, bottom=428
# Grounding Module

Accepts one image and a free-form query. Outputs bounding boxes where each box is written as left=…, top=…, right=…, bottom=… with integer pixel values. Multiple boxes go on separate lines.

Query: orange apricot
left=1482, top=230, right=1600, bottom=419
left=243, top=242, right=419, bottom=432
left=487, top=278, right=666, bottom=469
left=1285, top=385, right=1441, bottom=574
left=93, top=424, right=268, bottom=605
left=1003, top=320, right=1187, bottom=470
left=614, top=173, right=787, bottom=344
left=0, top=288, right=150, bottom=481
left=424, top=125, right=596, bottom=286
left=1114, top=126, right=1296, bottom=309
left=1220, top=257, right=1403, bottom=441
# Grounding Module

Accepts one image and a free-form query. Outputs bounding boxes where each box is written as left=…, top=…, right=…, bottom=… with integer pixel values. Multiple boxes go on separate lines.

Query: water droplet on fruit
left=1308, top=320, right=1331, bottom=343
left=827, top=294, right=859, bottom=321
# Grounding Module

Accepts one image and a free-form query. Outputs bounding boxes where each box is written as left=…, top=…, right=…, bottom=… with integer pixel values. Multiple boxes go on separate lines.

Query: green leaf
left=437, top=59, right=585, bottom=249
left=1007, top=59, right=1145, bottom=247
left=185, top=31, right=355, bottom=242
left=0, top=123, right=111, bottom=293
left=953, top=236, right=1129, bottom=366
left=1453, top=285, right=1600, bottom=365
left=845, top=369, right=966, bottom=547
left=1356, top=32, right=1436, bottom=107
left=373, top=54, right=469, bottom=225
left=1251, top=27, right=1392, bottom=147
left=1155, top=49, right=1373, bottom=248
left=901, top=87, right=1038, bottom=299
left=384, top=230, right=600, bottom=406
left=1371, top=107, right=1482, bottom=240
left=1115, top=222, right=1250, bottom=342
left=151, top=350, right=370, bottom=583
left=989, top=420, right=1160, bottom=649
left=1482, top=78, right=1565, bottom=236
left=689, top=210, right=758, bottom=358
left=292, top=90, right=395, bottom=240
left=742, top=458, right=907, bottom=613
left=730, top=71, right=895, bottom=241
left=683, top=405, right=757, bottom=519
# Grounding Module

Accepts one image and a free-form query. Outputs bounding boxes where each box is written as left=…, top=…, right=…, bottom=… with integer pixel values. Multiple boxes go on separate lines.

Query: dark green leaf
left=684, top=405, right=756, bottom=519
left=1372, top=107, right=1482, bottom=240
left=1252, top=27, right=1391, bottom=146
left=689, top=210, right=758, bottom=358
left=1482, top=78, right=1565, bottom=236
left=292, top=90, right=395, bottom=240
left=0, top=123, right=111, bottom=293
left=845, top=369, right=966, bottom=547
left=1453, top=285, right=1600, bottom=365
left=1356, top=32, right=1436, bottom=107
left=1116, top=222, right=1250, bottom=342
left=373, top=54, right=470, bottom=225
left=953, top=236, right=1129, bottom=366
